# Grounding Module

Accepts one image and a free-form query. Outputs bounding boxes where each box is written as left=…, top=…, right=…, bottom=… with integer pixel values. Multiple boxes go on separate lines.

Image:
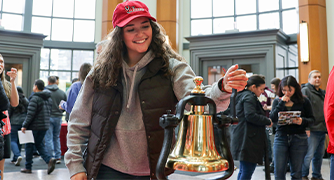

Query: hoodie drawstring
left=123, top=65, right=139, bottom=109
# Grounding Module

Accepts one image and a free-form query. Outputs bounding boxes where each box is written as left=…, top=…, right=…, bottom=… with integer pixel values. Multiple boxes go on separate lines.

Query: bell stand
left=156, top=88, right=238, bottom=180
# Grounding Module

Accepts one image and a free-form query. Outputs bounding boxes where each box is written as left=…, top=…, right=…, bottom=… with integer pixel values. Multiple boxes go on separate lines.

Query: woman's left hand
left=6, top=68, right=17, bottom=83
left=292, top=117, right=302, bottom=125
left=223, top=64, right=248, bottom=93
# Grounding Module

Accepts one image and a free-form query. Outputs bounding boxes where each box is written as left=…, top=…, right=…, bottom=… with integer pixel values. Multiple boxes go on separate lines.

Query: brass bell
left=156, top=76, right=238, bottom=179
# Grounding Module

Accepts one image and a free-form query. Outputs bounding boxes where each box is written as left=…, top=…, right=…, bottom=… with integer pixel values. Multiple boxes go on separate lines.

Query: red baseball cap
left=112, top=0, right=157, bottom=28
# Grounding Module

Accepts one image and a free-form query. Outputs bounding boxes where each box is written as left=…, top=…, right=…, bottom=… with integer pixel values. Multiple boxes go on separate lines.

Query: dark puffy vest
left=85, top=58, right=178, bottom=180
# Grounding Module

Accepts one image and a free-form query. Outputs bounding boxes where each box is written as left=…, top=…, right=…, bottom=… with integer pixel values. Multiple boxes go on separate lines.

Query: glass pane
left=32, top=0, right=52, bottom=16
left=213, top=17, right=234, bottom=34
left=236, top=15, right=256, bottom=32
left=276, top=54, right=284, bottom=68
left=72, top=72, right=79, bottom=80
left=40, top=48, right=50, bottom=69
left=2, top=0, right=25, bottom=13
left=75, top=0, right=95, bottom=19
left=276, top=69, right=284, bottom=79
left=282, top=10, right=298, bottom=34
left=259, top=0, right=279, bottom=12
left=191, top=19, right=212, bottom=36
left=191, top=0, right=212, bottom=18
left=259, top=12, right=279, bottom=30
left=53, top=0, right=74, bottom=18
left=1, top=13, right=22, bottom=31
left=236, top=0, right=256, bottom=15
left=73, top=50, right=94, bottom=71
left=0, top=0, right=2, bottom=10
left=50, top=71, right=71, bottom=92
left=51, top=18, right=73, bottom=41
left=282, top=0, right=297, bottom=9
left=213, top=0, right=234, bottom=17
left=73, top=20, right=95, bottom=42
left=39, top=71, right=49, bottom=84
left=288, top=58, right=297, bottom=67
left=32, top=17, right=51, bottom=40
left=50, top=49, right=72, bottom=70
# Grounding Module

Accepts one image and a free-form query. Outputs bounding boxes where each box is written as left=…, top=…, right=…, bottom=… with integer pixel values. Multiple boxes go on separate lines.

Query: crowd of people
left=0, top=51, right=94, bottom=179
left=0, top=1, right=333, bottom=180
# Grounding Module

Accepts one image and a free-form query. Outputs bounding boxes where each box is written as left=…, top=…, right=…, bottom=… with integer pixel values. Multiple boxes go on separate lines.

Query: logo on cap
left=124, top=5, right=145, bottom=14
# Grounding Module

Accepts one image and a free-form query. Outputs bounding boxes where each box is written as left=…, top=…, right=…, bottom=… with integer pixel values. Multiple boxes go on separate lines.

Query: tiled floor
left=3, top=158, right=331, bottom=180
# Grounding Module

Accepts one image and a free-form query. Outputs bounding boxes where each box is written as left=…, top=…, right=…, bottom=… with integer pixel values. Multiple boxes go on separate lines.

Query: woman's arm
left=243, top=94, right=271, bottom=126
left=269, top=98, right=285, bottom=123
left=65, top=76, right=93, bottom=178
left=170, top=59, right=246, bottom=112
left=7, top=68, right=19, bottom=107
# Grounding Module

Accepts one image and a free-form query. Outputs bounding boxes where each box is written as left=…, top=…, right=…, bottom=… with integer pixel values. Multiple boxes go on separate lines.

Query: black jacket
left=230, top=89, right=271, bottom=164
left=301, top=83, right=326, bottom=132
left=8, top=96, right=29, bottom=125
left=0, top=80, right=9, bottom=112
left=22, top=90, right=52, bottom=130
left=45, top=84, right=67, bottom=117
left=270, top=97, right=315, bottom=134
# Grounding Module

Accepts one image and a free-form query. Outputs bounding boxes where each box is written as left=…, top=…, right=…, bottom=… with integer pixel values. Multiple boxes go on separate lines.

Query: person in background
left=20, top=79, right=56, bottom=174
left=55, top=76, right=59, bottom=86
left=270, top=75, right=315, bottom=180
left=44, top=76, right=67, bottom=164
left=8, top=86, right=29, bottom=166
left=64, top=1, right=248, bottom=180
left=324, top=67, right=334, bottom=180
left=231, top=75, right=272, bottom=180
left=60, top=63, right=92, bottom=114
left=301, top=70, right=326, bottom=180
left=0, top=53, right=19, bottom=180
left=270, top=78, right=281, bottom=96
left=64, top=78, right=79, bottom=122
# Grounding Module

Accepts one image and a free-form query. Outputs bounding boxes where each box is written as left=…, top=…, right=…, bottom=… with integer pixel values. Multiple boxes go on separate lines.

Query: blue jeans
left=330, top=154, right=334, bottom=180
left=302, top=131, right=326, bottom=178
left=45, top=117, right=62, bottom=159
left=10, top=125, right=22, bottom=161
left=25, top=130, right=52, bottom=169
left=274, top=132, right=308, bottom=180
left=237, top=161, right=257, bottom=180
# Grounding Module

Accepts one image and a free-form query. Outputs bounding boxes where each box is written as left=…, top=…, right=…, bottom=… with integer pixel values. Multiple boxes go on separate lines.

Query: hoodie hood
left=45, top=84, right=59, bottom=91
left=122, top=50, right=155, bottom=109
left=34, top=90, right=51, bottom=100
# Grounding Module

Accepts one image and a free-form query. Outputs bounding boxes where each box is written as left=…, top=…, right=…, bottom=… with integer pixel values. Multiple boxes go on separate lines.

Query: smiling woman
left=64, top=1, right=248, bottom=180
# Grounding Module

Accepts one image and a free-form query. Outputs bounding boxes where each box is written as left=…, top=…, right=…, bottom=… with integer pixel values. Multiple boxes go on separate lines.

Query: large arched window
left=190, top=0, right=298, bottom=36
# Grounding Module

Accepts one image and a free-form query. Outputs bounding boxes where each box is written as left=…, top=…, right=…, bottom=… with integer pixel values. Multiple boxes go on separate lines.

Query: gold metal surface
left=191, top=76, right=205, bottom=94
left=166, top=105, right=229, bottom=172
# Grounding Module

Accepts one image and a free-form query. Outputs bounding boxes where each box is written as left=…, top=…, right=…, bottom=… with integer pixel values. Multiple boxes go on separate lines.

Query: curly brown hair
left=91, top=20, right=184, bottom=89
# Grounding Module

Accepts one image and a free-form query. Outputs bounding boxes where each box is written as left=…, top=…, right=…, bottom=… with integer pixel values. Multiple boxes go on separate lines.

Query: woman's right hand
left=281, top=95, right=290, bottom=102
left=71, top=172, right=87, bottom=180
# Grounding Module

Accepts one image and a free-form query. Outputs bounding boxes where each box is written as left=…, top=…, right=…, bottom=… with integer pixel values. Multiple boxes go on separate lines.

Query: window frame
left=190, top=0, right=297, bottom=36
